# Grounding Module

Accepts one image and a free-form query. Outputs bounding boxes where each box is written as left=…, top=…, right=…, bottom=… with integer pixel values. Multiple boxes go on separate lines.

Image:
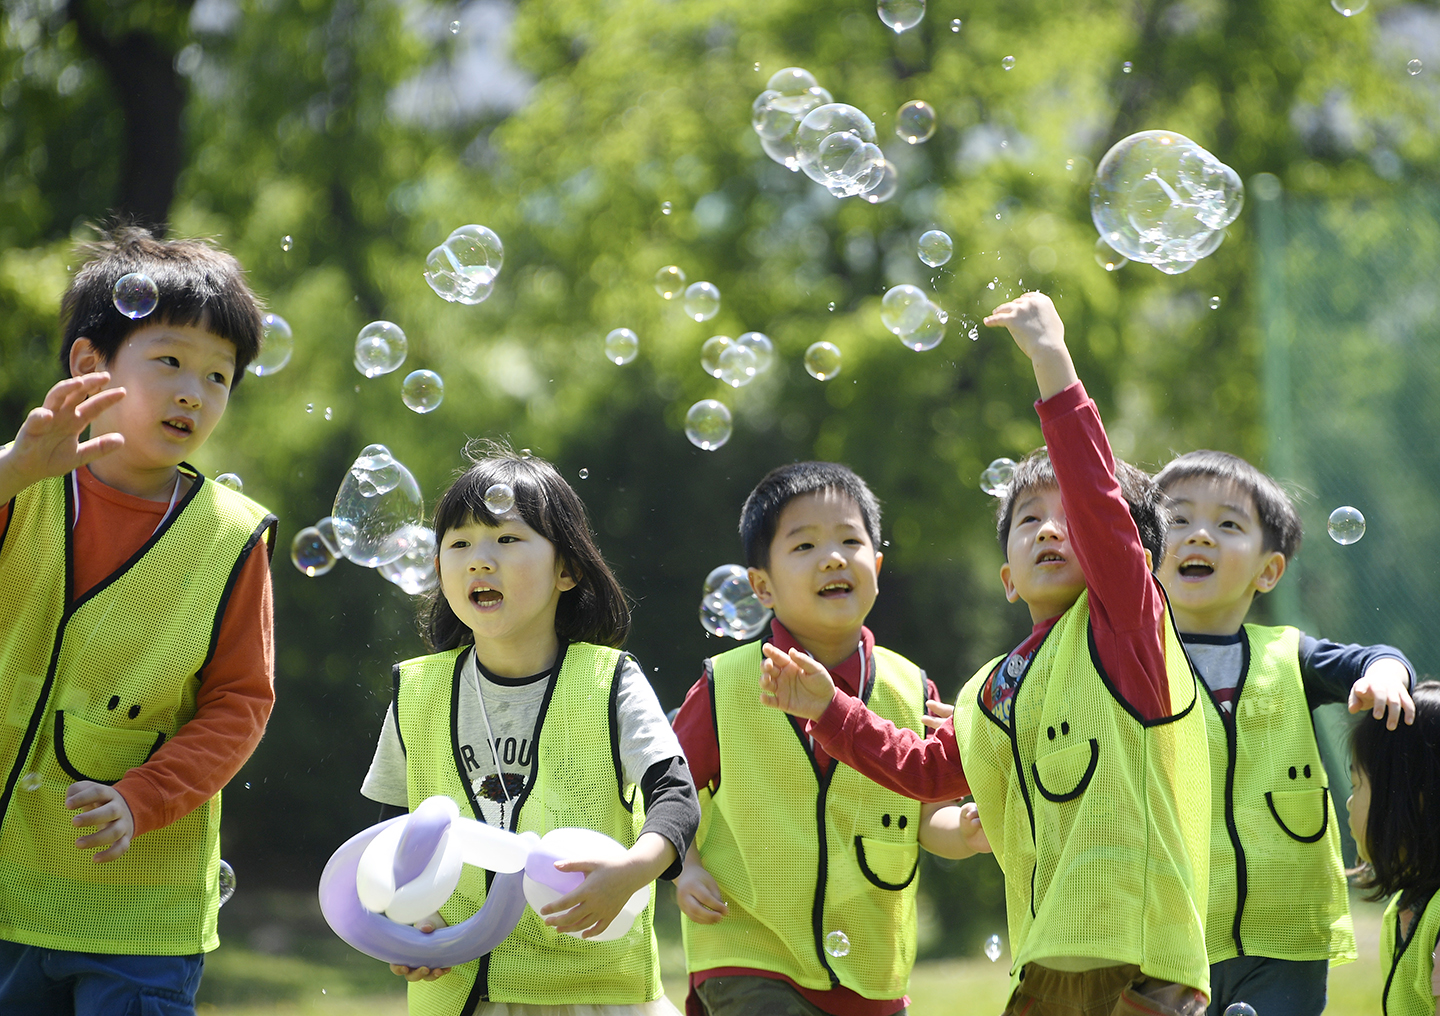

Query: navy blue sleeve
left=1297, top=634, right=1417, bottom=711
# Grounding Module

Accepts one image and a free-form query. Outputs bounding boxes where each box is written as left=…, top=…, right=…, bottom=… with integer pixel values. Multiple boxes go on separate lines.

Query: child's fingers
left=1401, top=687, right=1416, bottom=725
left=74, top=433, right=125, bottom=466
left=919, top=714, right=946, bottom=731
left=72, top=800, right=120, bottom=827
left=64, top=781, right=109, bottom=810
left=73, top=387, right=126, bottom=425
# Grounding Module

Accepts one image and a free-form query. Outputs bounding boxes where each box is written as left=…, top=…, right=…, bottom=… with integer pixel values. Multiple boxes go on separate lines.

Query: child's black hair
left=60, top=224, right=264, bottom=384
left=1153, top=450, right=1303, bottom=560
left=996, top=448, right=1166, bottom=569
left=420, top=441, right=630, bottom=653
left=739, top=461, right=882, bottom=570
left=1350, top=679, right=1440, bottom=906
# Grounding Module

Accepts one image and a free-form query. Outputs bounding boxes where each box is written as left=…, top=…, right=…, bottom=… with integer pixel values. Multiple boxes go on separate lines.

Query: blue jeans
left=0, top=939, right=204, bottom=1016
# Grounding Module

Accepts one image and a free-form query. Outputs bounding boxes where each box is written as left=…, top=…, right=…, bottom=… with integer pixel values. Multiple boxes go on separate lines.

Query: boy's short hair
left=996, top=447, right=1166, bottom=569
left=1153, top=450, right=1302, bottom=560
left=60, top=225, right=264, bottom=384
left=740, top=461, right=882, bottom=569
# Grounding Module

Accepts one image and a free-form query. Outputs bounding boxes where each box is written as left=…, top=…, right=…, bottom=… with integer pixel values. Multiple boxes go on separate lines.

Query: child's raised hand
left=676, top=848, right=728, bottom=925
left=984, top=292, right=1077, bottom=400
left=0, top=374, right=126, bottom=493
left=1349, top=658, right=1415, bottom=730
left=759, top=642, right=837, bottom=721
left=65, top=780, right=135, bottom=862
left=920, top=697, right=955, bottom=731
left=389, top=913, right=453, bottom=981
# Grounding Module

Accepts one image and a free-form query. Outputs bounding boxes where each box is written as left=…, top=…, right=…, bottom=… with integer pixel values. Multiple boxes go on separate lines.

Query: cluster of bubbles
left=980, top=458, right=1016, bottom=496
left=805, top=341, right=843, bottom=380
left=313, top=445, right=436, bottom=594
left=402, top=369, right=445, bottom=414
left=881, top=285, right=948, bottom=352
left=1090, top=130, right=1244, bottom=275
left=984, top=933, right=1002, bottom=962
left=685, top=400, right=733, bottom=451
left=355, top=321, right=408, bottom=378
left=825, top=929, right=852, bottom=958
left=751, top=68, right=895, bottom=202
left=112, top=272, right=158, bottom=319
left=215, top=472, right=244, bottom=493
left=1327, top=505, right=1365, bottom=545
left=877, top=0, right=924, bottom=32
left=702, top=332, right=774, bottom=389
left=917, top=230, right=953, bottom=267
left=698, top=564, right=772, bottom=639
left=424, top=224, right=503, bottom=305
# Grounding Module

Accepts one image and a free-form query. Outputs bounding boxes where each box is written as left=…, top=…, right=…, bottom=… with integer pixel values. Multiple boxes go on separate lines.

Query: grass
left=196, top=891, right=1390, bottom=1014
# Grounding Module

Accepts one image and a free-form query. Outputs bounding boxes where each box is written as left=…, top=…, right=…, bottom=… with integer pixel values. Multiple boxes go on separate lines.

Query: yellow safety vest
left=1201, top=625, right=1355, bottom=963
left=682, top=639, right=926, bottom=999
left=1381, top=891, right=1440, bottom=1016
left=396, top=643, right=661, bottom=1014
left=955, top=590, right=1211, bottom=996
left=0, top=469, right=275, bottom=954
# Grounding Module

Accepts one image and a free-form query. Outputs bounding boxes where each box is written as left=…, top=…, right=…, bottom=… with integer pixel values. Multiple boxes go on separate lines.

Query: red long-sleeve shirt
left=804, top=381, right=1169, bottom=801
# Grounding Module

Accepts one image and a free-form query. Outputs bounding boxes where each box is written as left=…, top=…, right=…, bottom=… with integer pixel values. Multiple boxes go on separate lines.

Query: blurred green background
left=3, top=0, right=1437, bottom=1008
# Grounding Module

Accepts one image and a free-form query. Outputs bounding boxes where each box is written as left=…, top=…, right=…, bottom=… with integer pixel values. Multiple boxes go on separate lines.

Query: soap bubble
left=950, top=18, right=962, bottom=31
left=315, top=516, right=342, bottom=555
left=1209, top=296, right=1221, bottom=310
left=899, top=301, right=946, bottom=351
left=882, top=284, right=934, bottom=335
left=379, top=525, right=439, bottom=594
left=1327, top=506, right=1365, bottom=545
left=918, top=230, right=954, bottom=267
left=1408, top=58, right=1423, bottom=75
left=291, top=526, right=337, bottom=577
left=661, top=201, right=673, bottom=215
left=1332, top=0, right=1367, bottom=13
left=448, top=19, right=460, bottom=34
left=605, top=328, right=639, bottom=365
left=218, top=860, right=236, bottom=907
left=401, top=370, right=445, bottom=414
left=684, top=282, right=721, bottom=322
left=1091, top=130, right=1243, bottom=271
left=685, top=400, right=733, bottom=451
left=981, top=458, right=1016, bottom=496
left=862, top=160, right=899, bottom=204
left=825, top=929, right=851, bottom=957
left=804, top=342, right=842, bottom=380
left=699, top=564, right=772, bottom=639
left=1002, top=55, right=1016, bottom=70
left=1095, top=237, right=1128, bottom=272
left=1122, top=61, right=1133, bottom=73
left=281, top=235, right=293, bottom=251
left=112, top=273, right=158, bottom=319
left=424, top=225, right=503, bottom=304
left=331, top=444, right=424, bottom=567
left=248, top=314, right=293, bottom=376
left=752, top=68, right=834, bottom=172
left=984, top=934, right=1002, bottom=962
left=737, top=332, right=774, bottom=374
left=18, top=772, right=41, bottom=792
left=578, top=468, right=589, bottom=479
left=896, top=100, right=937, bottom=144
left=1154, top=259, right=1197, bottom=275
left=796, top=104, right=883, bottom=197
left=654, top=265, right=686, bottom=299
left=718, top=343, right=760, bottom=387
left=701, top=335, right=733, bottom=378
left=877, top=0, right=924, bottom=33
left=1222, top=1005, right=1256, bottom=1016
left=485, top=483, right=516, bottom=516
left=215, top=473, right=243, bottom=493
left=354, top=321, right=408, bottom=378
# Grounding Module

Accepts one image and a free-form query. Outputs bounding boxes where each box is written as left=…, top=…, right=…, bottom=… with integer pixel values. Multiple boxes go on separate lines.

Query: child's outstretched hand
left=1349, top=658, right=1415, bottom=730
left=759, top=642, right=837, bottom=721
left=920, top=698, right=955, bottom=731
left=389, top=912, right=452, bottom=981
left=540, top=831, right=673, bottom=939
left=675, top=846, right=728, bottom=925
left=66, top=781, right=134, bottom=862
left=984, top=292, right=1077, bottom=400
left=0, top=373, right=126, bottom=499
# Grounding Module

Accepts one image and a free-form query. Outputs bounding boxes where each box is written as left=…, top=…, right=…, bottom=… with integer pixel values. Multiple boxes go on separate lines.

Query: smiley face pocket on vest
left=1265, top=786, right=1331, bottom=843
left=52, top=710, right=166, bottom=785
left=853, top=836, right=918, bottom=891
left=1032, top=738, right=1099, bottom=803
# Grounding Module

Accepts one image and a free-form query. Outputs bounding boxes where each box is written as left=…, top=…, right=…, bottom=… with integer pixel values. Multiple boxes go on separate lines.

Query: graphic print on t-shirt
left=461, top=735, right=531, bottom=828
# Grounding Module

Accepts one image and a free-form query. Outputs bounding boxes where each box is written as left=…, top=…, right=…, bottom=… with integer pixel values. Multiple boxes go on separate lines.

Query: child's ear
left=69, top=338, right=105, bottom=377
left=999, top=562, right=1020, bottom=603
left=555, top=558, right=579, bottom=593
left=1253, top=551, right=1286, bottom=594
left=1142, top=548, right=1154, bottom=572
left=747, top=566, right=774, bottom=607
left=874, top=550, right=884, bottom=577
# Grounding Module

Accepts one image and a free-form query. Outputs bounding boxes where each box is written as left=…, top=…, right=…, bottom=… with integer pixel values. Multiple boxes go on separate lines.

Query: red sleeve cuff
left=113, top=772, right=167, bottom=838
left=1035, top=379, right=1088, bottom=421
left=806, top=688, right=860, bottom=743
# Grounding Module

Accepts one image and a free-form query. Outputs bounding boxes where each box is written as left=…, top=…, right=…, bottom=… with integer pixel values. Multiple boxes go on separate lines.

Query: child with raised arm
left=1153, top=450, right=1416, bottom=1016
left=761, top=292, right=1212, bottom=1016
left=671, top=461, right=986, bottom=1016
left=0, top=227, right=278, bottom=1014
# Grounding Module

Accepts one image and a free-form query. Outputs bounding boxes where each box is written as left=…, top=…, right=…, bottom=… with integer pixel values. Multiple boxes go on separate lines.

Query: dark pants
left=0, top=939, right=204, bottom=1016
left=1206, top=956, right=1328, bottom=1016
left=695, top=974, right=907, bottom=1016
left=1004, top=963, right=1208, bottom=1016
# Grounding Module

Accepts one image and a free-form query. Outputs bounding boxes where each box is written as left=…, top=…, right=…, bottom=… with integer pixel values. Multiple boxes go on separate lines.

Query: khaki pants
left=1003, top=963, right=1207, bottom=1016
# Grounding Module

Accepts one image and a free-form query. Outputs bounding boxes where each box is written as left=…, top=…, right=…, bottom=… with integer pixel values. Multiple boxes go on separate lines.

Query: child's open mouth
left=1035, top=551, right=1066, bottom=565
left=818, top=581, right=852, bottom=598
left=163, top=419, right=193, bottom=437
left=470, top=588, right=503, bottom=606
left=1177, top=557, right=1214, bottom=578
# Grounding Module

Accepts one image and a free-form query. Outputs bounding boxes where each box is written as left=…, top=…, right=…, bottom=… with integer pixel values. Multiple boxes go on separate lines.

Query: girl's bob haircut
left=1350, top=679, right=1440, bottom=905
left=420, top=441, right=630, bottom=653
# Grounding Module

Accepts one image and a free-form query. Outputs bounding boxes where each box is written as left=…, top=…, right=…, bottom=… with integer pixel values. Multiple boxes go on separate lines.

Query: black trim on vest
left=1265, top=788, right=1331, bottom=844
left=52, top=710, right=165, bottom=785
left=200, top=510, right=278, bottom=674
left=705, top=657, right=719, bottom=792
left=444, top=648, right=491, bottom=1011
left=1202, top=631, right=1254, bottom=956
left=853, top=835, right=919, bottom=891
left=1085, top=596, right=1200, bottom=729
left=1379, top=893, right=1431, bottom=1016
left=0, top=496, right=11, bottom=554
left=809, top=746, right=840, bottom=988
left=391, top=664, right=405, bottom=757
left=612, top=652, right=634, bottom=812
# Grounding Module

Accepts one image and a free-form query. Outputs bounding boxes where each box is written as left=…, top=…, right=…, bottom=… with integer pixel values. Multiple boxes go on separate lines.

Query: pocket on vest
left=53, top=710, right=166, bottom=785
left=1032, top=738, right=1099, bottom=803
left=1264, top=786, right=1330, bottom=843
left=853, top=836, right=918, bottom=891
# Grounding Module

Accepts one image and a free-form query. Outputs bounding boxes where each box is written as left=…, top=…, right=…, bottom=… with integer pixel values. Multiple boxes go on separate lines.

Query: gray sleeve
left=615, top=655, right=686, bottom=788
left=359, top=702, right=410, bottom=809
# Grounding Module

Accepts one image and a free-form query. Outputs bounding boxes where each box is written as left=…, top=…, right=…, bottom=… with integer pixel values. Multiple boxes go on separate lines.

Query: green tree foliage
left=1, top=0, right=1428, bottom=956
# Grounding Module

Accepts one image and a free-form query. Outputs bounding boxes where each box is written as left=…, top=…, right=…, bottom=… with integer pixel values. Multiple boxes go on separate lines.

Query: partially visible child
left=672, top=461, right=984, bottom=1016
left=1154, top=450, right=1416, bottom=1016
left=761, top=293, right=1212, bottom=1016
left=1349, top=680, right=1440, bottom=1016
left=0, top=227, right=278, bottom=1013
left=360, top=446, right=699, bottom=1015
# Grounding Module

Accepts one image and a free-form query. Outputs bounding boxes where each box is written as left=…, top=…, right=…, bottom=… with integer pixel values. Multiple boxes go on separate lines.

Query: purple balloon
left=318, top=816, right=527, bottom=968
left=525, top=840, right=585, bottom=894
left=393, top=796, right=453, bottom=888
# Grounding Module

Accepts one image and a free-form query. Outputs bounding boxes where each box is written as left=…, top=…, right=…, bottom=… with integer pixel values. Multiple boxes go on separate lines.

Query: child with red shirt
left=762, top=293, right=1212, bottom=1016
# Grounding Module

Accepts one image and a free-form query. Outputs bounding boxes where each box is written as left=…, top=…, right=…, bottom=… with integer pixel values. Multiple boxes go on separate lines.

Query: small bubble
left=825, top=930, right=851, bottom=957
left=281, top=235, right=293, bottom=252
left=1122, top=61, right=1132, bottom=73
left=1222, top=1005, right=1256, bottom=1016
left=1209, top=296, right=1221, bottom=310
left=605, top=328, right=640, bottom=364
left=737, top=331, right=774, bottom=374
left=701, top=335, right=733, bottom=378
left=324, top=407, right=333, bottom=421
left=1327, top=506, right=1365, bottom=545
left=1066, top=158, right=1075, bottom=171
left=1331, top=0, right=1368, bottom=14
left=215, top=473, right=243, bottom=493
left=918, top=230, right=953, bottom=267
left=654, top=265, right=686, bottom=300
left=895, top=99, right=937, bottom=144
left=18, top=772, right=41, bottom=792
left=753, top=62, right=760, bottom=71
left=1094, top=237, right=1128, bottom=272
left=985, top=934, right=1002, bottom=962
left=305, top=403, right=314, bottom=414
left=950, top=17, right=961, bottom=31
left=218, top=860, right=236, bottom=907
left=578, top=468, right=589, bottom=479
left=980, top=458, right=1016, bottom=496
left=1002, top=55, right=1016, bottom=70
left=485, top=483, right=516, bottom=515
left=249, top=313, right=293, bottom=376
left=828, top=301, right=836, bottom=311
left=1408, top=58, right=1422, bottom=75
left=449, top=19, right=460, bottom=34
left=661, top=201, right=673, bottom=215
left=804, top=342, right=842, bottom=381
left=717, top=343, right=760, bottom=388
left=291, top=527, right=337, bottom=576
left=354, top=321, right=408, bottom=377
left=699, top=564, right=771, bottom=639
left=683, top=281, right=721, bottom=322
left=401, top=369, right=445, bottom=413
left=112, top=273, right=158, bottom=319
left=877, top=0, right=925, bottom=33
left=685, top=400, right=733, bottom=451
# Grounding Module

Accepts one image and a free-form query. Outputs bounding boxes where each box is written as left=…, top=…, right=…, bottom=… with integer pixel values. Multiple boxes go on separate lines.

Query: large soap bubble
left=1091, top=131, right=1243, bottom=272
left=249, top=314, right=293, bottom=376
left=717, top=344, right=759, bottom=388
left=918, top=230, right=953, bottom=267
left=700, top=335, right=733, bottom=378
left=862, top=160, right=899, bottom=204
left=684, top=282, right=721, bottom=322
left=402, top=370, right=445, bottom=414
left=331, top=444, right=425, bottom=567
left=605, top=328, right=639, bottom=365
left=355, top=322, right=408, bottom=378
left=1327, top=506, right=1365, bottom=545
left=380, top=525, right=439, bottom=594
left=796, top=104, right=884, bottom=198
left=685, top=400, right=732, bottom=451
left=752, top=68, right=834, bottom=172
left=113, top=273, right=158, bottom=319
left=804, top=341, right=842, bottom=380
left=654, top=265, right=686, bottom=299
left=425, top=225, right=503, bottom=304
left=699, top=564, right=771, bottom=639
